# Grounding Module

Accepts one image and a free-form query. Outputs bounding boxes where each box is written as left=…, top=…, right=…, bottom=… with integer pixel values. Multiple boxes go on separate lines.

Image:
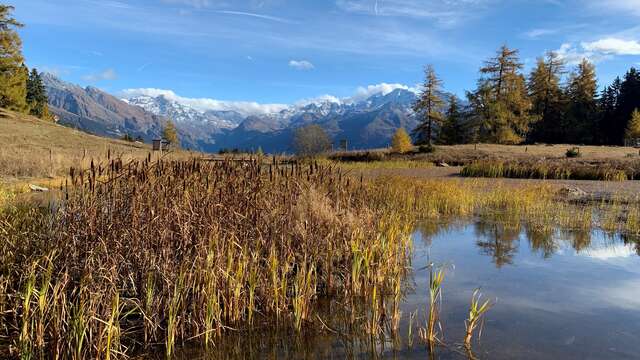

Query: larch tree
left=468, top=45, right=532, bottom=144
left=625, top=109, right=640, bottom=141
left=527, top=51, right=566, bottom=143
left=565, top=59, right=598, bottom=144
left=0, top=5, right=27, bottom=112
left=413, top=65, right=445, bottom=147
left=391, top=127, right=413, bottom=153
left=162, top=120, right=180, bottom=147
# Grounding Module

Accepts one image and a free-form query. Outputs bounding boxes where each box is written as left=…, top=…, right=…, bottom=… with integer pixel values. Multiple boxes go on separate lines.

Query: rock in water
left=558, top=186, right=587, bottom=198
left=29, top=184, right=49, bottom=192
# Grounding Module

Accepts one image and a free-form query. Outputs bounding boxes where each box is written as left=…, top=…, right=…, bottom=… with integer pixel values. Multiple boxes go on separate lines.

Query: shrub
left=418, top=144, right=436, bottom=154
left=566, top=147, right=581, bottom=158
left=328, top=151, right=386, bottom=162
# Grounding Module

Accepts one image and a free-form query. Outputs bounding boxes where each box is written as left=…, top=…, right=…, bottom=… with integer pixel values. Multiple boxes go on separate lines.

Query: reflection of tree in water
left=415, top=219, right=459, bottom=247
left=561, top=230, right=592, bottom=253
left=474, top=221, right=520, bottom=268
left=524, top=224, right=557, bottom=259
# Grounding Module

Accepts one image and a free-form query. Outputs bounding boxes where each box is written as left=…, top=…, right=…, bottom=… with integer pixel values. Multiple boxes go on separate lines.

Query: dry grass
left=461, top=160, right=632, bottom=181
left=331, top=144, right=640, bottom=168
left=0, top=157, right=414, bottom=358
left=0, top=108, right=198, bottom=182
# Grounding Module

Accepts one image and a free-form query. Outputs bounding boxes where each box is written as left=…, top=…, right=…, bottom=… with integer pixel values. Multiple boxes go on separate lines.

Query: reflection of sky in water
left=409, top=222, right=640, bottom=359
left=179, top=222, right=640, bottom=359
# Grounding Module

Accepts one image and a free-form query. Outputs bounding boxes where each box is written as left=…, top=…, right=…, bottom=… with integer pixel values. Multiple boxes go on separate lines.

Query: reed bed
left=461, top=160, right=631, bottom=181
left=0, top=157, right=414, bottom=358
left=324, top=159, right=435, bottom=170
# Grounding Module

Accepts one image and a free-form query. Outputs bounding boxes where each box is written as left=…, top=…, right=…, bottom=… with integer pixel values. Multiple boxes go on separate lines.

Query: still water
left=174, top=220, right=640, bottom=359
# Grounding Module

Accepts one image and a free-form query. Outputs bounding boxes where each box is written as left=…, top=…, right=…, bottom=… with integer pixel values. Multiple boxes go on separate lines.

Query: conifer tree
left=599, top=77, right=621, bottom=144
left=439, top=95, right=465, bottom=144
left=527, top=51, right=566, bottom=143
left=467, top=45, right=532, bottom=144
left=0, top=5, right=27, bottom=112
left=162, top=120, right=180, bottom=147
left=564, top=59, right=598, bottom=144
left=391, top=127, right=413, bottom=153
left=26, top=68, right=52, bottom=120
left=413, top=65, right=445, bottom=146
left=616, top=68, right=640, bottom=144
left=625, top=109, right=640, bottom=142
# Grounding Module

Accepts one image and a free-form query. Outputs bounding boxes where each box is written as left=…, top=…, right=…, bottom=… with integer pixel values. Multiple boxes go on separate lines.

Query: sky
left=9, top=0, right=640, bottom=114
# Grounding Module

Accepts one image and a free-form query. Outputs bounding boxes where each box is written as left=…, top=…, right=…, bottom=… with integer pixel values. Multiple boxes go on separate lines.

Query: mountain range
left=43, top=73, right=423, bottom=153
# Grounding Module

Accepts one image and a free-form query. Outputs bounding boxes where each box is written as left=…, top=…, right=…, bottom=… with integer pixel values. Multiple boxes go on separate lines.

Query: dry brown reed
left=0, top=156, right=413, bottom=358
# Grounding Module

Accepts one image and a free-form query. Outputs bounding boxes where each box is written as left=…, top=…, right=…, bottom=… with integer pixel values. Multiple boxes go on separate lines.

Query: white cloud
left=555, top=43, right=593, bottom=65
left=294, top=94, right=342, bottom=107
left=295, top=82, right=417, bottom=106
left=348, top=83, right=418, bottom=102
left=555, top=37, right=640, bottom=65
left=120, top=81, right=416, bottom=115
left=82, top=68, right=117, bottom=82
left=582, top=37, right=640, bottom=55
left=161, top=0, right=211, bottom=8
left=288, top=60, right=315, bottom=70
left=524, top=28, right=558, bottom=39
left=120, top=88, right=288, bottom=116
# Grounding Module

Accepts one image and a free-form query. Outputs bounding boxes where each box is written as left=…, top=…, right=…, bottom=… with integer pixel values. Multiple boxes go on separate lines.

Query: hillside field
left=0, top=108, right=196, bottom=186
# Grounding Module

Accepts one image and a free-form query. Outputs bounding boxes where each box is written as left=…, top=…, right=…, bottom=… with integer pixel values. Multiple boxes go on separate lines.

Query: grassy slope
left=0, top=108, right=194, bottom=185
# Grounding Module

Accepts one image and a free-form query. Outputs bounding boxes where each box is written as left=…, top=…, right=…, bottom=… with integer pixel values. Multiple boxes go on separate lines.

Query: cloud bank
left=120, top=88, right=288, bottom=116
left=121, top=82, right=417, bottom=115
left=556, top=37, right=640, bottom=64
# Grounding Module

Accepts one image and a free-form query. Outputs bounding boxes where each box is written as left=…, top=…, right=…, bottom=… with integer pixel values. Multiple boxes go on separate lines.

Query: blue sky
left=9, top=0, right=640, bottom=114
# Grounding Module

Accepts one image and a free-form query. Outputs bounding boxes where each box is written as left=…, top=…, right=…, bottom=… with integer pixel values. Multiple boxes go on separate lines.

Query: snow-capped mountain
left=213, top=88, right=422, bottom=153
left=45, top=71, right=435, bottom=153
left=125, top=95, right=242, bottom=131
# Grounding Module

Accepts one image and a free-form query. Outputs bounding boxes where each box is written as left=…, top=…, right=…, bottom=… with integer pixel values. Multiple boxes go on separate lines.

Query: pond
left=171, top=220, right=640, bottom=359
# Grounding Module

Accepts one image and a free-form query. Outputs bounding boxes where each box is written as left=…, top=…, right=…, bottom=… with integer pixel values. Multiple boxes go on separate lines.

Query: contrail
left=215, top=10, right=297, bottom=24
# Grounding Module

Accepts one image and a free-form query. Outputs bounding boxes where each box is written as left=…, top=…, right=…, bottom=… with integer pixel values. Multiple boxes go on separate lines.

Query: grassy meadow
left=0, top=108, right=202, bottom=185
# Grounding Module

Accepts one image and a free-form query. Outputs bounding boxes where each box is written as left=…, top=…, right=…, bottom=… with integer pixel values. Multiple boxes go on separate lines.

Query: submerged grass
left=464, top=289, right=493, bottom=348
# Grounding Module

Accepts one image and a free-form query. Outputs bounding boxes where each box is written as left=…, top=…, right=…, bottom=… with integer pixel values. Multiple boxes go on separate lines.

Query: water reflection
left=172, top=220, right=640, bottom=359
left=474, top=221, right=520, bottom=268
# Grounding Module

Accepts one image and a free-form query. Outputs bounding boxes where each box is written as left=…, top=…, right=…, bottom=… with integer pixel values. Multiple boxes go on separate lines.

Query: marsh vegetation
left=2, top=155, right=640, bottom=358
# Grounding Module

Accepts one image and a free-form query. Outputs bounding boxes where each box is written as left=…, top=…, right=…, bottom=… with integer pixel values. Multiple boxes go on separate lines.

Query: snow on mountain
left=125, top=95, right=243, bottom=131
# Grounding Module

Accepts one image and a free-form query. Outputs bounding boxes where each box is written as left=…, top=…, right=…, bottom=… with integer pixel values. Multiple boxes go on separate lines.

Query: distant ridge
left=43, top=73, right=449, bottom=153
